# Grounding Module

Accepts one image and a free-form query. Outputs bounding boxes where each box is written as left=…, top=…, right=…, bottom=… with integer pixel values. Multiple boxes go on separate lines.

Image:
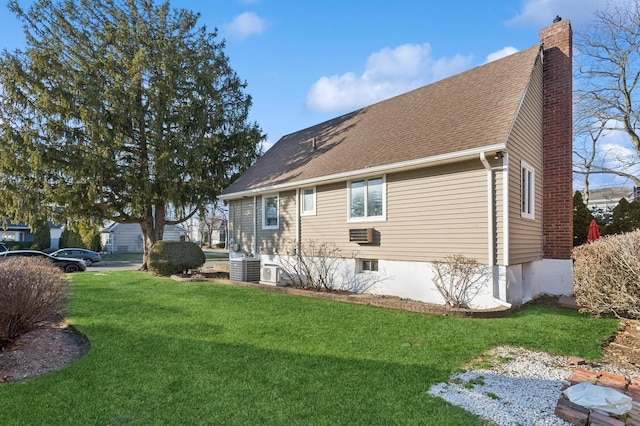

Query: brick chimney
left=540, top=18, right=572, bottom=259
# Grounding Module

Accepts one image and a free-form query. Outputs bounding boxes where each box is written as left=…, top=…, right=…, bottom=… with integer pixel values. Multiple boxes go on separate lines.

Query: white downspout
left=479, top=153, right=495, bottom=267
left=502, top=153, right=510, bottom=266
left=480, top=152, right=511, bottom=308
left=252, top=196, right=257, bottom=257
left=227, top=202, right=232, bottom=253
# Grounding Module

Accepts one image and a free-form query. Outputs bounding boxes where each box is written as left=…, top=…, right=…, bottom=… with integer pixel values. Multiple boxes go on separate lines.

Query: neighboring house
left=1, top=220, right=63, bottom=249
left=181, top=214, right=227, bottom=246
left=220, top=20, right=574, bottom=309
left=197, top=217, right=226, bottom=247
left=1, top=221, right=32, bottom=244
left=583, top=186, right=638, bottom=224
left=100, top=222, right=188, bottom=253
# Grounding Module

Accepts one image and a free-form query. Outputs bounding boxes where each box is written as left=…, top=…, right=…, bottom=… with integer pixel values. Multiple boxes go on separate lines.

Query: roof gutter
left=220, top=143, right=506, bottom=200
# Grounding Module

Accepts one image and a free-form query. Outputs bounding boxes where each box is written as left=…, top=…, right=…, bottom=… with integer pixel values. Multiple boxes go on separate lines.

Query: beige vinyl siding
left=228, top=198, right=255, bottom=254
left=300, top=182, right=349, bottom=251
left=506, top=55, right=544, bottom=264
left=300, top=160, right=490, bottom=263
left=256, top=190, right=297, bottom=255
left=384, top=162, right=489, bottom=262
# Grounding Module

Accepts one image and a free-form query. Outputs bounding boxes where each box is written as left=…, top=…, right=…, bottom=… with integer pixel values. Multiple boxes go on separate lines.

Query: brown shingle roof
left=223, top=44, right=542, bottom=196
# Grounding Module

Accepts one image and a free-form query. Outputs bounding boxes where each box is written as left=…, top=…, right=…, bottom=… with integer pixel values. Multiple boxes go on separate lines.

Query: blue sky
left=0, top=0, right=629, bottom=189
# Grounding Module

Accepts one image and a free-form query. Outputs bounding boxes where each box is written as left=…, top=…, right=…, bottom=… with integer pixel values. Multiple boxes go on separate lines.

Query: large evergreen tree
left=31, top=219, right=51, bottom=250
left=605, top=198, right=640, bottom=235
left=0, top=0, right=263, bottom=265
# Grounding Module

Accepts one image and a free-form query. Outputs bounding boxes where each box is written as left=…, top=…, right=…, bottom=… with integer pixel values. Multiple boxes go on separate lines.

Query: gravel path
left=428, top=346, right=640, bottom=426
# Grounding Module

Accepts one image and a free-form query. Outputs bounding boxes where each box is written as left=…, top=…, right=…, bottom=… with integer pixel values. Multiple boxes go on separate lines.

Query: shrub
left=0, top=256, right=68, bottom=350
left=573, top=191, right=594, bottom=246
left=90, top=233, right=102, bottom=252
left=573, top=230, right=640, bottom=319
left=278, top=239, right=385, bottom=293
left=604, top=198, right=640, bottom=235
left=147, top=241, right=206, bottom=276
left=32, top=220, right=51, bottom=250
left=60, top=228, right=83, bottom=248
left=432, top=254, right=490, bottom=308
left=279, top=239, right=343, bottom=290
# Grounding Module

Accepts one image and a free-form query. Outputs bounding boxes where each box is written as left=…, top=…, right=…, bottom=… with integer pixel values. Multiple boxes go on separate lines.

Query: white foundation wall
left=505, top=258, right=573, bottom=306
left=534, top=259, right=573, bottom=296
left=259, top=255, right=509, bottom=309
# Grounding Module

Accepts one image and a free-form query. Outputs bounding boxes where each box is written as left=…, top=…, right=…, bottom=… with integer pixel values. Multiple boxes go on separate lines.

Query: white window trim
left=300, top=187, right=316, bottom=216
left=262, top=193, right=279, bottom=230
left=347, top=176, right=387, bottom=222
left=521, top=160, right=535, bottom=220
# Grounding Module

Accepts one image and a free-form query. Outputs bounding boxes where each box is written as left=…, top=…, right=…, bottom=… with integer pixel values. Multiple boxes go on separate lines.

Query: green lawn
left=0, top=272, right=619, bottom=425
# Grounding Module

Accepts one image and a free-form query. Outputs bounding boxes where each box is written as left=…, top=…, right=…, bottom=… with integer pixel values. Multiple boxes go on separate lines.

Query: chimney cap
left=553, top=15, right=562, bottom=23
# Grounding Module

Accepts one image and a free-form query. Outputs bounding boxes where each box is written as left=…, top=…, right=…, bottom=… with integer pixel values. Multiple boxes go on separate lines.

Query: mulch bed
left=172, top=269, right=513, bottom=318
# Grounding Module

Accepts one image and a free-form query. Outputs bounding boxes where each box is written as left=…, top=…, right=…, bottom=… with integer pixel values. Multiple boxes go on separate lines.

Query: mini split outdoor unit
left=260, top=264, right=281, bottom=285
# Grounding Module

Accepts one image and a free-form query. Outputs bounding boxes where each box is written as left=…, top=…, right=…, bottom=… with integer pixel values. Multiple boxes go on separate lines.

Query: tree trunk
left=140, top=203, right=167, bottom=269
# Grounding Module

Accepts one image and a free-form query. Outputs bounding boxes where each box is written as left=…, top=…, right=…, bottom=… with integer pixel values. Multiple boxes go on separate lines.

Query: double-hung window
left=349, top=177, right=385, bottom=220
left=262, top=194, right=279, bottom=229
left=521, top=161, right=535, bottom=219
left=301, top=188, right=316, bottom=215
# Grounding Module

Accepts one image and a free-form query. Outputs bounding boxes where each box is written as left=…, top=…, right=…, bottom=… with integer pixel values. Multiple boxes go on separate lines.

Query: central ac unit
left=229, top=258, right=261, bottom=282
left=260, top=264, right=281, bottom=285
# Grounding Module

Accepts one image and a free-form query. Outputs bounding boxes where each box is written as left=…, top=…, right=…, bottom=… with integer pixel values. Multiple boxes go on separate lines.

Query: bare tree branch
left=574, top=0, right=640, bottom=192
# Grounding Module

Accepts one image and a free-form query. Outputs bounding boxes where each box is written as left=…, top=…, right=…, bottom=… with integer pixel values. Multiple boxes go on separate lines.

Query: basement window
left=360, top=259, right=379, bottom=273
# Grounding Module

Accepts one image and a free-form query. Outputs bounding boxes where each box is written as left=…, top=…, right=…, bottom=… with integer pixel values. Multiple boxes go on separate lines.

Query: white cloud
left=431, top=54, right=474, bottom=81
left=225, top=12, right=266, bottom=40
left=486, top=46, right=519, bottom=63
left=600, top=141, right=635, bottom=161
left=305, top=43, right=473, bottom=113
left=505, top=0, right=626, bottom=28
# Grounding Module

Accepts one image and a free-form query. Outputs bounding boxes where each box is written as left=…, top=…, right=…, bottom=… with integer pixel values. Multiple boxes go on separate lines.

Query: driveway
left=91, top=258, right=228, bottom=272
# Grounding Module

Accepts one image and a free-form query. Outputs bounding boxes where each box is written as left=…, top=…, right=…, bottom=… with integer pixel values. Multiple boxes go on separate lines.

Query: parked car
left=0, top=250, right=87, bottom=273
left=51, top=248, right=102, bottom=266
left=0, top=242, right=6, bottom=252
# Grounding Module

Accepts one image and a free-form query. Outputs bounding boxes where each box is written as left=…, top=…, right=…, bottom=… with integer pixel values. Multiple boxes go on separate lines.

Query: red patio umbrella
left=587, top=219, right=600, bottom=243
